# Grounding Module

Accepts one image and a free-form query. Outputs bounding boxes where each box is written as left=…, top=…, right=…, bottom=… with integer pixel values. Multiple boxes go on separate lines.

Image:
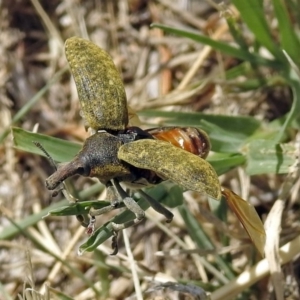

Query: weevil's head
left=45, top=132, right=131, bottom=190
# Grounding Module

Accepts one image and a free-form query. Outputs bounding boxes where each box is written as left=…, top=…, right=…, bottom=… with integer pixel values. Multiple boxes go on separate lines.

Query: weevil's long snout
left=45, top=159, right=89, bottom=190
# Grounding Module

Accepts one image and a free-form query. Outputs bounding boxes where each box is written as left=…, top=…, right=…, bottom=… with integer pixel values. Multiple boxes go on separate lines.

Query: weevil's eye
left=77, top=165, right=91, bottom=177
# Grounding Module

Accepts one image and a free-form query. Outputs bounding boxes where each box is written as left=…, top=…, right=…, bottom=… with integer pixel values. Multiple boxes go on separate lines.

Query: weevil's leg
left=110, top=196, right=145, bottom=231
left=138, top=190, right=174, bottom=223
left=54, top=179, right=95, bottom=227
left=89, top=181, right=121, bottom=216
left=85, top=216, right=96, bottom=235
left=76, top=214, right=91, bottom=227
left=110, top=231, right=119, bottom=255
left=106, top=181, right=121, bottom=207
left=111, top=178, right=145, bottom=231
left=52, top=185, right=93, bottom=228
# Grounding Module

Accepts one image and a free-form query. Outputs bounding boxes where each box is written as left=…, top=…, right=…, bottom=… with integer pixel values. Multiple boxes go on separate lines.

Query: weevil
left=45, top=37, right=265, bottom=256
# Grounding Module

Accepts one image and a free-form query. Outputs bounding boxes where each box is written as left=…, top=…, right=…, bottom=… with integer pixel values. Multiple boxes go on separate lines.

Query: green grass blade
left=209, top=153, right=246, bottom=175
left=48, top=200, right=113, bottom=216
left=151, top=23, right=278, bottom=68
left=0, top=183, right=103, bottom=240
left=93, top=251, right=110, bottom=298
left=140, top=110, right=261, bottom=153
left=12, top=127, right=81, bottom=162
left=178, top=204, right=235, bottom=280
left=245, top=139, right=296, bottom=175
left=141, top=110, right=260, bottom=135
left=285, top=0, right=300, bottom=27
left=272, top=0, right=300, bottom=66
left=275, top=57, right=300, bottom=142
left=47, top=287, right=75, bottom=300
left=199, top=120, right=252, bottom=153
left=225, top=62, right=252, bottom=80
left=224, top=9, right=251, bottom=52
left=232, top=0, right=285, bottom=62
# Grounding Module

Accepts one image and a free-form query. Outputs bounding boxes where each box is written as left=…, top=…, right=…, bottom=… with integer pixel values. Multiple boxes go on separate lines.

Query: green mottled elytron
left=46, top=37, right=221, bottom=253
left=65, top=37, right=128, bottom=131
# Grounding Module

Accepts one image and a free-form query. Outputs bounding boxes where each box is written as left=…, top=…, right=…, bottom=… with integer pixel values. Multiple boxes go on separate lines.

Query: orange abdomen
left=147, top=127, right=211, bottom=159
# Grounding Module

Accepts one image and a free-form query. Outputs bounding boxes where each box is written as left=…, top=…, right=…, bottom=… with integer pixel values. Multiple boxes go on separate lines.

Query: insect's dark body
left=42, top=37, right=266, bottom=256
left=44, top=37, right=223, bottom=253
left=37, top=35, right=267, bottom=256
left=46, top=130, right=162, bottom=191
left=46, top=125, right=212, bottom=192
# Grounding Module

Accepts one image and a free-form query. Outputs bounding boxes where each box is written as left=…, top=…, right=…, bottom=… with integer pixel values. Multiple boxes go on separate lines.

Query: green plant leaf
left=0, top=183, right=104, bottom=240
left=272, top=0, right=300, bottom=66
left=12, top=127, right=81, bottom=162
left=199, top=120, right=248, bottom=153
left=151, top=23, right=279, bottom=68
left=162, top=184, right=184, bottom=208
left=274, top=61, right=300, bottom=142
left=140, top=110, right=261, bottom=153
left=285, top=0, right=300, bottom=28
left=141, top=110, right=260, bottom=136
left=209, top=153, right=246, bottom=175
left=245, top=139, right=296, bottom=175
left=178, top=204, right=235, bottom=279
left=48, top=200, right=113, bottom=216
left=232, top=0, right=285, bottom=63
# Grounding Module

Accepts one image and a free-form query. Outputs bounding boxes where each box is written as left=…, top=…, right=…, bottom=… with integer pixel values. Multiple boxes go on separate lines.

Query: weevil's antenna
left=33, top=141, right=76, bottom=202
left=33, top=142, right=58, bottom=170
left=33, top=142, right=61, bottom=199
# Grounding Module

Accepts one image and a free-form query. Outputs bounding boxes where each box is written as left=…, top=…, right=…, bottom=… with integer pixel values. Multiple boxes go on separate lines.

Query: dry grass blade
left=264, top=132, right=300, bottom=300
left=123, top=229, right=143, bottom=300
left=176, top=22, right=228, bottom=91
left=146, top=210, right=229, bottom=284
left=211, top=233, right=300, bottom=300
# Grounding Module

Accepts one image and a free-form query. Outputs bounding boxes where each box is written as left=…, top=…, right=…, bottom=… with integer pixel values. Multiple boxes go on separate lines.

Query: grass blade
left=12, top=127, right=81, bottom=162
left=151, top=23, right=278, bottom=68
left=232, top=0, right=285, bottom=62
left=245, top=140, right=296, bottom=175
left=272, top=0, right=300, bottom=66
